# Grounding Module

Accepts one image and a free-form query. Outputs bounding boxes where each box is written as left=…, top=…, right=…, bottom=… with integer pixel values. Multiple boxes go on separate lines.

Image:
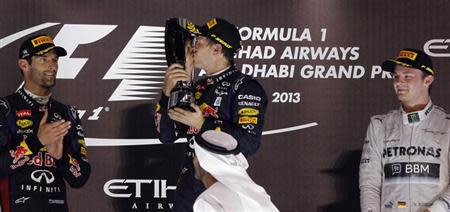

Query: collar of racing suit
left=207, top=66, right=231, bottom=77
left=204, top=66, right=238, bottom=85
left=16, top=88, right=53, bottom=110
left=24, top=88, right=51, bottom=105
left=401, top=100, right=433, bottom=125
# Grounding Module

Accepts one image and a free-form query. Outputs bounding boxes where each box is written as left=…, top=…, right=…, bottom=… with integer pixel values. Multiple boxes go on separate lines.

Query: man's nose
left=48, top=60, right=58, bottom=71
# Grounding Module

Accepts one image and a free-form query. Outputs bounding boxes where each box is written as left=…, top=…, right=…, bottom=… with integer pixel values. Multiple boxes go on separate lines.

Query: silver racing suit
left=360, top=101, right=450, bottom=212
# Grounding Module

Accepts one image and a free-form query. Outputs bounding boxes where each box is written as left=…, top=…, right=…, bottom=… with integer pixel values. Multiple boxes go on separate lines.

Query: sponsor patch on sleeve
left=238, top=108, right=259, bottom=116
left=16, top=119, right=33, bottom=128
left=16, top=109, right=32, bottom=118
left=238, top=116, right=258, bottom=124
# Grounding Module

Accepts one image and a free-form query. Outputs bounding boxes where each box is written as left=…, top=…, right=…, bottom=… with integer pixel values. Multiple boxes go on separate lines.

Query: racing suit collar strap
left=208, top=66, right=232, bottom=77
left=23, top=88, right=51, bottom=105
left=16, top=88, right=52, bottom=109
left=206, top=66, right=237, bottom=84
left=401, top=100, right=433, bottom=125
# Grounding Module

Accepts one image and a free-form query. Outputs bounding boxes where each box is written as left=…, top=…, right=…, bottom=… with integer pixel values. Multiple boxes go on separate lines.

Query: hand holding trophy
left=164, top=17, right=196, bottom=112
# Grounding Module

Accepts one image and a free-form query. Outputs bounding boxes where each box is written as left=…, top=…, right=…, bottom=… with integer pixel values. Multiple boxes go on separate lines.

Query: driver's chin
left=397, top=95, right=409, bottom=103
left=41, top=80, right=56, bottom=89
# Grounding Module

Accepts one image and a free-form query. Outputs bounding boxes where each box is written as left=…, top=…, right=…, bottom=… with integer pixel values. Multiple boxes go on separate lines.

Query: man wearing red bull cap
left=359, top=48, right=450, bottom=212
left=0, top=34, right=90, bottom=212
left=155, top=18, right=268, bottom=211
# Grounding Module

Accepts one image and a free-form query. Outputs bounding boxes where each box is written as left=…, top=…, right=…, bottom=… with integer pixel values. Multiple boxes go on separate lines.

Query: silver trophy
left=165, top=17, right=195, bottom=111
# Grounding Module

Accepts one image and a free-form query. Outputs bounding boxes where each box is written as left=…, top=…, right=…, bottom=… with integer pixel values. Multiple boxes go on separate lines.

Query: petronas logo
left=407, top=113, right=420, bottom=123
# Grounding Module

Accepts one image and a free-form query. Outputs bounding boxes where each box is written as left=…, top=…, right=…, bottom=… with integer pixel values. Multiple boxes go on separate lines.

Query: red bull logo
left=69, top=155, right=82, bottom=178
left=199, top=103, right=218, bottom=118
left=10, top=138, right=33, bottom=169
left=11, top=146, right=28, bottom=164
left=186, top=127, right=200, bottom=135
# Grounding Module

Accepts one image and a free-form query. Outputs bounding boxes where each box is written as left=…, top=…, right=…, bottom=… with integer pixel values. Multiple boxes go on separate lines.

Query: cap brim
left=381, top=60, right=398, bottom=72
left=381, top=59, right=413, bottom=72
left=54, top=46, right=67, bottom=57
left=35, top=46, right=67, bottom=57
left=195, top=25, right=215, bottom=41
left=197, top=25, right=208, bottom=35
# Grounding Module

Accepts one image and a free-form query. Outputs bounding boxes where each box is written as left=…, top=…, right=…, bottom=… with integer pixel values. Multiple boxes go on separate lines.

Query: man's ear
left=424, top=75, right=434, bottom=87
left=18, top=59, right=30, bottom=73
left=212, top=43, right=223, bottom=55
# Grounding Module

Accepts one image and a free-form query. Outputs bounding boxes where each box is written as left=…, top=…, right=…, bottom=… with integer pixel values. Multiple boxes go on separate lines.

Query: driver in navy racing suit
left=155, top=18, right=267, bottom=211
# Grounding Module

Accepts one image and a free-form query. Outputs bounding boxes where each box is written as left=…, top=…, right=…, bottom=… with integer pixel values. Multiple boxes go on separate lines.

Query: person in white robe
left=192, top=130, right=279, bottom=212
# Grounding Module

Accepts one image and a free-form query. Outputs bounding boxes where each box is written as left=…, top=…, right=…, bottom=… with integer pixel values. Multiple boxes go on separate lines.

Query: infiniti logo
left=31, top=170, right=55, bottom=184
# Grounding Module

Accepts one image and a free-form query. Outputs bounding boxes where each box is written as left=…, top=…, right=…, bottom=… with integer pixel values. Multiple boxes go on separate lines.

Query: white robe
left=193, top=182, right=244, bottom=212
left=194, top=131, right=280, bottom=212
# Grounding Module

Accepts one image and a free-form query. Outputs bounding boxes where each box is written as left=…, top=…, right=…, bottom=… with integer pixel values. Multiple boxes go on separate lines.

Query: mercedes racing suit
left=155, top=66, right=267, bottom=212
left=360, top=101, right=450, bottom=212
left=0, top=88, right=90, bottom=212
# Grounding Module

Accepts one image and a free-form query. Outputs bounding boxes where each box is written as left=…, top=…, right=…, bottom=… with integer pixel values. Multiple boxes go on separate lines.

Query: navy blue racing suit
left=155, top=66, right=268, bottom=211
left=0, top=88, right=90, bottom=212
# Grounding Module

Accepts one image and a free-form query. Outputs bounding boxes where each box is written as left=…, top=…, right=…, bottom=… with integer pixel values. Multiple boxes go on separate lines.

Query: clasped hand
left=168, top=103, right=204, bottom=130
left=37, top=109, right=71, bottom=160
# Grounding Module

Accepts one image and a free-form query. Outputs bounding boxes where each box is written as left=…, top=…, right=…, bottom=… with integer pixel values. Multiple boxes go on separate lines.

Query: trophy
left=165, top=17, right=196, bottom=111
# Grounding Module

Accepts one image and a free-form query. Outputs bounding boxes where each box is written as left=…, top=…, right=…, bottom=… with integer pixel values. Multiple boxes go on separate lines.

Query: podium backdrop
left=1, top=1, right=450, bottom=211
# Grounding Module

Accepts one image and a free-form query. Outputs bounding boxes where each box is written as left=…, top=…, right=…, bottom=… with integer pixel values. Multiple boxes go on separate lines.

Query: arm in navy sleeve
left=55, top=106, right=91, bottom=188
left=155, top=93, right=187, bottom=143
left=0, top=98, right=29, bottom=177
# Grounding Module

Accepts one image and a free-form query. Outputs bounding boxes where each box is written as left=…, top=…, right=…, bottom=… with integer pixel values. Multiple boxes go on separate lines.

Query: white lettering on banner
left=131, top=202, right=174, bottom=210
left=103, top=179, right=176, bottom=198
left=237, top=45, right=276, bottom=59
left=76, top=106, right=109, bottom=121
left=280, top=46, right=360, bottom=60
left=241, top=64, right=392, bottom=79
left=159, top=203, right=174, bottom=209
left=299, top=65, right=365, bottom=79
left=272, top=92, right=301, bottom=103
left=370, top=65, right=393, bottom=79
left=321, top=28, right=327, bottom=42
left=242, top=64, right=295, bottom=78
left=239, top=27, right=312, bottom=41
left=424, top=39, right=450, bottom=57
left=54, top=24, right=117, bottom=79
left=2, top=23, right=396, bottom=112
